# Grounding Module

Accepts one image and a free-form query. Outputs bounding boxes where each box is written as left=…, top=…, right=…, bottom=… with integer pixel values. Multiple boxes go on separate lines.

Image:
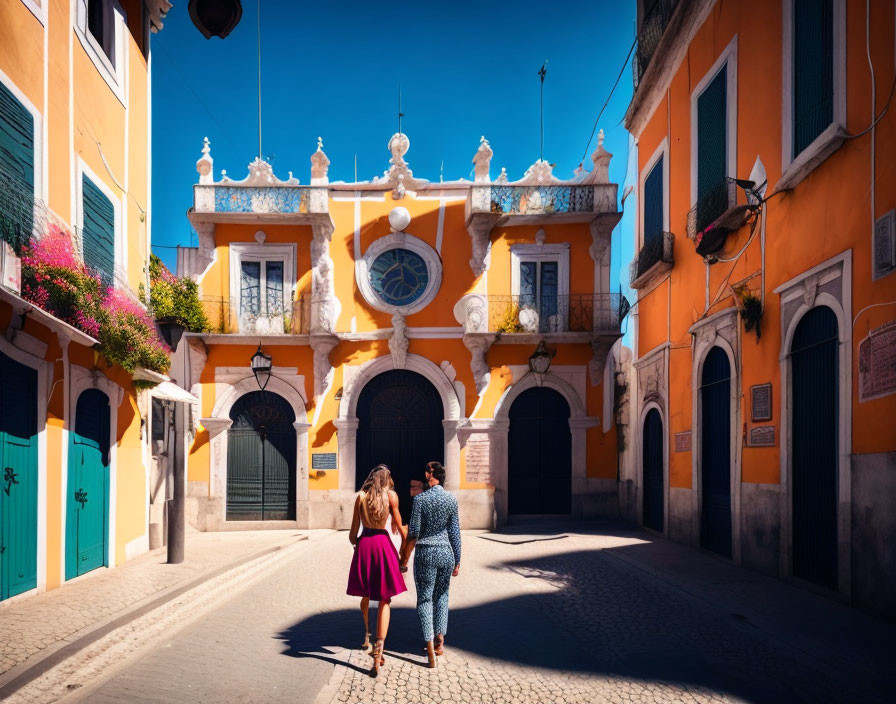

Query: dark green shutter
left=0, top=81, right=35, bottom=253
left=697, top=68, right=728, bottom=231
left=82, top=176, right=115, bottom=285
left=643, top=155, right=664, bottom=247
left=793, top=0, right=834, bottom=157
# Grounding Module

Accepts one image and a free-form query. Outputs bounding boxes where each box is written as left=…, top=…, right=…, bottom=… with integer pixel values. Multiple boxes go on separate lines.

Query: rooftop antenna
left=256, top=0, right=262, bottom=159
left=398, top=84, right=404, bottom=134
left=538, top=60, right=548, bottom=161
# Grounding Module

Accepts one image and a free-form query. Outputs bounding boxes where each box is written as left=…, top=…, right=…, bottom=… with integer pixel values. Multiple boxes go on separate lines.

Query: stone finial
left=473, top=136, right=493, bottom=183
left=496, top=167, right=508, bottom=184
left=583, top=128, right=613, bottom=185
left=310, top=137, right=330, bottom=185
left=196, top=137, right=214, bottom=184
left=522, top=159, right=555, bottom=184
left=388, top=133, right=410, bottom=166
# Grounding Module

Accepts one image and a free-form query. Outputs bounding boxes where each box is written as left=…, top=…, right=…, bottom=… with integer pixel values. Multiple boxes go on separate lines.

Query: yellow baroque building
left=176, top=133, right=629, bottom=530
left=0, top=0, right=173, bottom=601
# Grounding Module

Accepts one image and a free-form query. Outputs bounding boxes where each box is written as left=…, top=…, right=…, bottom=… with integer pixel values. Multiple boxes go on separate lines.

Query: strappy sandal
left=370, top=639, right=385, bottom=676
left=434, top=634, right=444, bottom=656
left=361, top=633, right=371, bottom=652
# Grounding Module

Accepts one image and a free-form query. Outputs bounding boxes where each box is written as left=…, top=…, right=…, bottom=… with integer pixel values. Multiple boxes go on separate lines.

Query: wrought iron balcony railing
left=458, top=293, right=628, bottom=335
left=687, top=178, right=738, bottom=239
left=630, top=231, right=675, bottom=288
left=487, top=185, right=595, bottom=215
left=199, top=295, right=310, bottom=335
left=634, top=0, right=679, bottom=89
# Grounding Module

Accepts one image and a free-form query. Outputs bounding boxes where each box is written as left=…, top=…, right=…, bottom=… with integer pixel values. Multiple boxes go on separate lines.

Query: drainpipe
left=166, top=399, right=185, bottom=564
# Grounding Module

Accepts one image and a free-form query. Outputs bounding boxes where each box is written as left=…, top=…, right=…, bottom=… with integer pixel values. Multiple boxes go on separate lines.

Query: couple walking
left=346, top=461, right=461, bottom=675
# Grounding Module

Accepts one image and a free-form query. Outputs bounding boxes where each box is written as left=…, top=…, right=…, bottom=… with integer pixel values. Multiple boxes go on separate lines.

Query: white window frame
left=229, top=241, right=296, bottom=334
left=689, top=35, right=738, bottom=212
left=778, top=0, right=846, bottom=192
left=0, top=68, right=45, bottom=292
left=638, top=137, right=669, bottom=250
left=20, top=0, right=48, bottom=24
left=510, top=243, right=570, bottom=333
left=74, top=0, right=127, bottom=107
left=356, top=232, right=442, bottom=316
left=76, top=158, right=124, bottom=286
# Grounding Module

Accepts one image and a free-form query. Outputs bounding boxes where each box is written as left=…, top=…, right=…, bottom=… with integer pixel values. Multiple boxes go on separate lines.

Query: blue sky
left=151, top=0, right=636, bottom=303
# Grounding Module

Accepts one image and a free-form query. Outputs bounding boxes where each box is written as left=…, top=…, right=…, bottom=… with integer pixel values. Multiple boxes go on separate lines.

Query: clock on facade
left=368, top=248, right=430, bottom=307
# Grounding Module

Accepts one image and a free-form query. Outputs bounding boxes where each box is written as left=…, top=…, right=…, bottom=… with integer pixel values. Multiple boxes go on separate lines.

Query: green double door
left=66, top=389, right=110, bottom=580
left=0, top=352, right=38, bottom=601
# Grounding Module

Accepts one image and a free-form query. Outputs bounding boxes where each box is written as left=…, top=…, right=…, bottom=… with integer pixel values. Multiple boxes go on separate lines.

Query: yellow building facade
left=622, top=0, right=896, bottom=618
left=0, top=0, right=171, bottom=601
left=177, top=133, right=628, bottom=530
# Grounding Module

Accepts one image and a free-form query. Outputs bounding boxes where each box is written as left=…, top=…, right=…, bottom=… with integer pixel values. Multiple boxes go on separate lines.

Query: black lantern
left=251, top=344, right=272, bottom=391
left=188, top=0, right=243, bottom=39
left=528, top=340, right=555, bottom=375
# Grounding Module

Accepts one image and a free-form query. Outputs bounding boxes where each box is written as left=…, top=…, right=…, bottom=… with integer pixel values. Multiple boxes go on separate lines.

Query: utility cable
left=580, top=36, right=637, bottom=164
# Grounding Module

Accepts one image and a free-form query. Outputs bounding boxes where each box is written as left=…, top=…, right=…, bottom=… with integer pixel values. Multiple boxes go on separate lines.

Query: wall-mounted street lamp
left=188, top=0, right=243, bottom=39
left=251, top=344, right=272, bottom=391
left=528, top=340, right=555, bottom=376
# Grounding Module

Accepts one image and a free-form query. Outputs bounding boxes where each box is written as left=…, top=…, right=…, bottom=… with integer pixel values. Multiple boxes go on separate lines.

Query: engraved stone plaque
left=311, top=452, right=337, bottom=470
left=749, top=426, right=776, bottom=447
left=751, top=383, right=773, bottom=422
left=859, top=320, right=896, bottom=402
left=674, top=431, right=692, bottom=452
left=465, top=436, right=491, bottom=484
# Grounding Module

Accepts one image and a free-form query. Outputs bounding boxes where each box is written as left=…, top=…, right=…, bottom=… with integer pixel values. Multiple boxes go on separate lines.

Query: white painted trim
left=228, top=241, right=297, bottom=333
left=509, top=243, right=570, bottom=299
left=638, top=137, right=669, bottom=249
left=775, top=249, right=852, bottom=596
left=435, top=194, right=446, bottom=254
left=73, top=0, right=127, bottom=107
left=0, top=335, right=51, bottom=596
left=356, top=232, right=443, bottom=316
left=639, top=400, right=670, bottom=536
left=690, top=308, right=742, bottom=564
left=778, top=0, right=847, bottom=191
left=76, top=157, right=124, bottom=285
left=20, top=0, right=48, bottom=24
left=689, top=35, right=738, bottom=210
left=0, top=67, right=46, bottom=202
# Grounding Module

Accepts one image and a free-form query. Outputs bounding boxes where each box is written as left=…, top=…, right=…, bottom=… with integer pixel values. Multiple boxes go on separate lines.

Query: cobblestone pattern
left=61, top=527, right=894, bottom=704
left=0, top=529, right=307, bottom=677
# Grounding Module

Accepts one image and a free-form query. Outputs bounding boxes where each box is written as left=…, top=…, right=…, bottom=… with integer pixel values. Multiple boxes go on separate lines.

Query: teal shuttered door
left=82, top=175, right=115, bottom=284
left=696, top=68, right=728, bottom=232
left=66, top=389, right=110, bottom=580
left=0, top=80, right=35, bottom=253
left=0, top=351, right=38, bottom=601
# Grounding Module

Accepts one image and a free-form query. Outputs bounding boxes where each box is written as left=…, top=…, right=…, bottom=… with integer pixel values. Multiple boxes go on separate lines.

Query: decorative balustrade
left=633, top=0, right=679, bottom=89
left=199, top=295, right=310, bottom=335
left=457, top=293, right=628, bottom=335
left=486, top=185, right=595, bottom=215
left=630, top=231, right=675, bottom=288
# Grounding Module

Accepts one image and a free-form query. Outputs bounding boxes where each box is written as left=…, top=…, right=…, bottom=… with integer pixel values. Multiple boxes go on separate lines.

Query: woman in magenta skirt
left=346, top=465, right=407, bottom=675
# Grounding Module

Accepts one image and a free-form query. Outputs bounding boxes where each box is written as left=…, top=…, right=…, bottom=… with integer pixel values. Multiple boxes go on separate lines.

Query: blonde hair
left=360, top=464, right=394, bottom=526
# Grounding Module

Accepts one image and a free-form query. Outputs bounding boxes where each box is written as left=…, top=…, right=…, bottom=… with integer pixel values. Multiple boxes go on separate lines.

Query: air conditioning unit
left=874, top=209, right=895, bottom=281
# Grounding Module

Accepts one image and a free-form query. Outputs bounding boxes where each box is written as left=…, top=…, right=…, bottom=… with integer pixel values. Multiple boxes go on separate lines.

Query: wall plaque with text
left=751, top=383, right=773, bottom=422
left=859, top=320, right=896, bottom=402
left=749, top=426, right=776, bottom=447
left=465, top=437, right=491, bottom=484
left=675, top=431, right=692, bottom=452
left=311, top=452, right=337, bottom=470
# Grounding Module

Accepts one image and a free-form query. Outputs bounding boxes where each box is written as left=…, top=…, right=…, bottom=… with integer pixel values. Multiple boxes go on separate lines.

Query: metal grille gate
left=791, top=306, right=838, bottom=589
left=700, top=346, right=732, bottom=558
left=227, top=391, right=296, bottom=521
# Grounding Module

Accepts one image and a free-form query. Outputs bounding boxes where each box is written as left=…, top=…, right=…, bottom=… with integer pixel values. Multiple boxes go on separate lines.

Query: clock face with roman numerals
left=368, top=248, right=429, bottom=307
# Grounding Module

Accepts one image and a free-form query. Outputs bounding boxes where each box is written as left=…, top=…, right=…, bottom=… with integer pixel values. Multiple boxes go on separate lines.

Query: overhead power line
left=580, top=37, right=637, bottom=165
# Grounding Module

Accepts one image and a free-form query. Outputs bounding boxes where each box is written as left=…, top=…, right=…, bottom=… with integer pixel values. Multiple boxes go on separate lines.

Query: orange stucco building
left=0, top=0, right=172, bottom=602
left=622, top=0, right=896, bottom=617
left=175, top=132, right=628, bottom=530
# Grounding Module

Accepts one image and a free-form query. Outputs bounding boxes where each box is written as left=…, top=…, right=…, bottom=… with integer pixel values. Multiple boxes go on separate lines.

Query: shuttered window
left=793, top=0, right=833, bottom=157
left=696, top=68, right=728, bottom=232
left=643, top=155, right=664, bottom=247
left=0, top=81, right=35, bottom=253
left=81, top=176, right=115, bottom=285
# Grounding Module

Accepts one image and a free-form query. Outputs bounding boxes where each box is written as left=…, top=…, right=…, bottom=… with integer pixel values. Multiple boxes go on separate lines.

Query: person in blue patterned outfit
left=399, top=461, right=461, bottom=668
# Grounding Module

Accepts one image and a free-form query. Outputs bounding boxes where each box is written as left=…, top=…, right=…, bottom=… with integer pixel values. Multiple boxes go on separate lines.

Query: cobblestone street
left=33, top=523, right=891, bottom=704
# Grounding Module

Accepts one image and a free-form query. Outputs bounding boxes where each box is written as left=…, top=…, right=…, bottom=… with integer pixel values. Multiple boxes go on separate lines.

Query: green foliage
left=738, top=289, right=763, bottom=341
left=145, top=254, right=209, bottom=332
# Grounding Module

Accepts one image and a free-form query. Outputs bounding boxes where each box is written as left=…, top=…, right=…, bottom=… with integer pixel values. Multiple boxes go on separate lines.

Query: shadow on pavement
left=276, top=540, right=892, bottom=703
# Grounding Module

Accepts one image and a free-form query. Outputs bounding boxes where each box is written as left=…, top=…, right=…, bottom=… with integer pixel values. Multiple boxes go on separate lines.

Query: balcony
left=687, top=178, right=754, bottom=260
left=198, top=295, right=310, bottom=338
left=630, top=231, right=675, bottom=289
left=456, top=293, right=629, bottom=340
left=633, top=0, right=679, bottom=90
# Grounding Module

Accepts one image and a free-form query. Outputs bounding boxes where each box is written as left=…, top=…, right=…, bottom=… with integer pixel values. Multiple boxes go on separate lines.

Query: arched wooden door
left=642, top=408, right=664, bottom=532
left=66, top=389, right=110, bottom=579
left=0, top=352, right=38, bottom=600
left=509, top=387, right=571, bottom=515
left=700, top=346, right=732, bottom=558
left=356, top=370, right=444, bottom=521
left=227, top=391, right=296, bottom=520
left=791, top=306, right=838, bottom=589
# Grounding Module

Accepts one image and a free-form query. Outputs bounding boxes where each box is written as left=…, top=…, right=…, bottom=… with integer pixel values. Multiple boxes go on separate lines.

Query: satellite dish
left=189, top=0, right=243, bottom=40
